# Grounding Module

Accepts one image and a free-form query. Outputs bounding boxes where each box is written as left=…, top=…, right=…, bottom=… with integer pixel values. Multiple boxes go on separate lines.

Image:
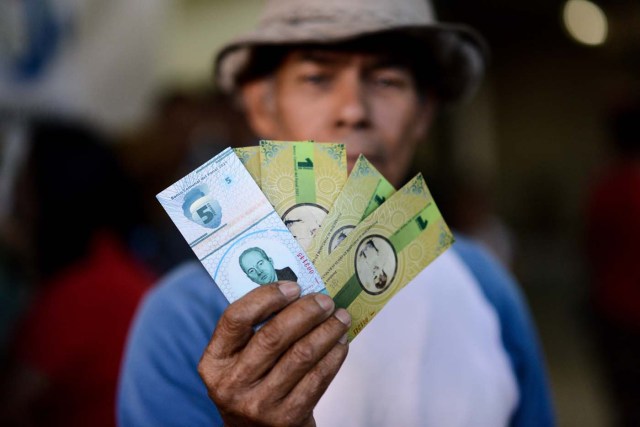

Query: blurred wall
left=0, top=0, right=170, bottom=131
left=156, top=0, right=262, bottom=88
left=432, top=2, right=640, bottom=426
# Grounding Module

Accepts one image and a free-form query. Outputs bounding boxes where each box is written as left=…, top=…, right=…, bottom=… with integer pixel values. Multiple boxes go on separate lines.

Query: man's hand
left=198, top=281, right=351, bottom=427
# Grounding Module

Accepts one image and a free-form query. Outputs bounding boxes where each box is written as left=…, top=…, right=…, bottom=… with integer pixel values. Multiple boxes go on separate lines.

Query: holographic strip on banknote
left=315, top=174, right=454, bottom=341
left=157, top=147, right=325, bottom=304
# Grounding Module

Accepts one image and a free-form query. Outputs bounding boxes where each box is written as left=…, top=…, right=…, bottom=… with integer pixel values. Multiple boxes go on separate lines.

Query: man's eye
left=371, top=71, right=410, bottom=89
left=300, top=73, right=330, bottom=85
left=248, top=269, right=255, bottom=274
left=375, top=77, right=405, bottom=88
left=257, top=260, right=263, bottom=266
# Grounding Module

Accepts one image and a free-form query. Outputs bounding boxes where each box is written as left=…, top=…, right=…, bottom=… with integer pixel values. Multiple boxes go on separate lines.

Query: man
left=239, top=247, right=298, bottom=285
left=118, top=1, right=555, bottom=426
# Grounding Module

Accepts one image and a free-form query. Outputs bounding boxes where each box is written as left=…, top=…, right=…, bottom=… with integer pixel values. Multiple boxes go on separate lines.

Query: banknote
left=314, top=174, right=454, bottom=341
left=157, top=147, right=325, bottom=304
left=260, top=140, right=347, bottom=250
left=234, top=146, right=260, bottom=186
left=306, top=154, right=395, bottom=265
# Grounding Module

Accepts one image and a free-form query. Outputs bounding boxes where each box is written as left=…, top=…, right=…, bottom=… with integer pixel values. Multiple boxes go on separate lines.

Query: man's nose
left=334, top=73, right=370, bottom=130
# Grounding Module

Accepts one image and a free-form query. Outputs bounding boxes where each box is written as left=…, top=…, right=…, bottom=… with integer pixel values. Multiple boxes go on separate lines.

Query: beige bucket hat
left=214, top=0, right=488, bottom=103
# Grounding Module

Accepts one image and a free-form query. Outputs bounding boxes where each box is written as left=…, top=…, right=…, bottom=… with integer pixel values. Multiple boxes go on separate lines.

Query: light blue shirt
left=117, top=237, right=554, bottom=426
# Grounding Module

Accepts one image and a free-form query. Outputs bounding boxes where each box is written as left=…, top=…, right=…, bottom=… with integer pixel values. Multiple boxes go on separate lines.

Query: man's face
left=243, top=49, right=435, bottom=186
left=239, top=250, right=277, bottom=285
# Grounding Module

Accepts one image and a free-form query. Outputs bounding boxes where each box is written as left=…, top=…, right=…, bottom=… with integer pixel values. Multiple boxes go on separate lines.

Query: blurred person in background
left=118, top=90, right=254, bottom=275
left=0, top=122, right=32, bottom=377
left=0, top=121, right=154, bottom=427
left=586, top=98, right=640, bottom=426
left=0, top=0, right=168, bottom=425
left=0, top=0, right=166, bottom=131
left=119, top=0, right=554, bottom=426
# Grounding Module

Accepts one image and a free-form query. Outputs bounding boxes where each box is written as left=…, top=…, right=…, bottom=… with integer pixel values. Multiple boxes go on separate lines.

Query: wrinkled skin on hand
left=198, top=281, right=351, bottom=427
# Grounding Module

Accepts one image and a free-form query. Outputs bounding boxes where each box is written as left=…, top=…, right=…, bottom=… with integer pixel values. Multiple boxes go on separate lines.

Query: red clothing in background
left=586, top=160, right=640, bottom=328
left=14, top=234, right=153, bottom=427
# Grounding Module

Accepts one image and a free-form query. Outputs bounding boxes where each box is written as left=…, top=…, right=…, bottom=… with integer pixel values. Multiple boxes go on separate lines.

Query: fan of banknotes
left=157, top=141, right=454, bottom=341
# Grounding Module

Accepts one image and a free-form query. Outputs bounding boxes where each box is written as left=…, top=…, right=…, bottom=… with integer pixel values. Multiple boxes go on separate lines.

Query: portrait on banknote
left=354, top=235, right=398, bottom=295
left=282, top=203, right=328, bottom=249
left=225, top=239, right=300, bottom=293
left=238, top=246, right=298, bottom=285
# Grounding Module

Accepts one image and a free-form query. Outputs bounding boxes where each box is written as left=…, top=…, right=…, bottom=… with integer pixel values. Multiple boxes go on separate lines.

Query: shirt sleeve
left=117, top=262, right=228, bottom=427
left=454, top=237, right=556, bottom=427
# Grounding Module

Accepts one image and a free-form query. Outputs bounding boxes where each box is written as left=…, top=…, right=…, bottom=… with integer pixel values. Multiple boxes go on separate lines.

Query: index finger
left=208, top=281, right=301, bottom=358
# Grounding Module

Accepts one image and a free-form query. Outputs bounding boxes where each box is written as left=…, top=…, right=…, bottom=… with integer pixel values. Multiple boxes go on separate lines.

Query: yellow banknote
left=234, top=146, right=261, bottom=186
left=314, top=174, right=454, bottom=341
left=306, top=154, right=395, bottom=265
left=260, top=140, right=347, bottom=250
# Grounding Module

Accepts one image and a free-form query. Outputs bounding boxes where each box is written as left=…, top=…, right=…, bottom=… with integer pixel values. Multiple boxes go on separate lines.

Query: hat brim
left=214, top=22, right=488, bottom=104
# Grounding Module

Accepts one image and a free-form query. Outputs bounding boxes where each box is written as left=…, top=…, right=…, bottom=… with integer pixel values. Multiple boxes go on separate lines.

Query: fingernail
left=279, top=281, right=300, bottom=300
left=314, top=294, right=334, bottom=311
left=334, top=308, right=351, bottom=326
left=338, top=333, right=348, bottom=345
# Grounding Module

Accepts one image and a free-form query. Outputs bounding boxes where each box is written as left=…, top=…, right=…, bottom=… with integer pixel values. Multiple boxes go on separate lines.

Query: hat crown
left=258, top=0, right=436, bottom=30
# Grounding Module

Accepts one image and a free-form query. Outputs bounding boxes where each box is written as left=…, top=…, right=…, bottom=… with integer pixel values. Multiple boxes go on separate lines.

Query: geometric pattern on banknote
left=234, top=147, right=251, bottom=163
left=316, top=142, right=346, bottom=168
left=263, top=160, right=345, bottom=212
left=260, top=139, right=287, bottom=163
left=314, top=163, right=344, bottom=204
left=260, top=140, right=346, bottom=214
left=352, top=154, right=375, bottom=176
left=234, top=146, right=261, bottom=185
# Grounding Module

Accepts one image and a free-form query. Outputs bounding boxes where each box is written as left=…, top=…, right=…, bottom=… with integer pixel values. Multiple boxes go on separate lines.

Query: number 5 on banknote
left=157, top=147, right=326, bottom=304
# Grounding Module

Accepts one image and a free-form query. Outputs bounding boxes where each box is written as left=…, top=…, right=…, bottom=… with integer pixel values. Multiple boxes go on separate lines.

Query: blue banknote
left=157, top=147, right=326, bottom=303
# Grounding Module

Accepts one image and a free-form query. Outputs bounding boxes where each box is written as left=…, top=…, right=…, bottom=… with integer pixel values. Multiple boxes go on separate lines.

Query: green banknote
left=260, top=140, right=347, bottom=250
left=306, top=154, right=395, bottom=265
left=234, top=146, right=261, bottom=186
left=314, top=174, right=454, bottom=341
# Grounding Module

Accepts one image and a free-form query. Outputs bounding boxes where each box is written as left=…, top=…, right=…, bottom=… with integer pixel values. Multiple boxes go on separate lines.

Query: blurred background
left=0, top=0, right=639, bottom=426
